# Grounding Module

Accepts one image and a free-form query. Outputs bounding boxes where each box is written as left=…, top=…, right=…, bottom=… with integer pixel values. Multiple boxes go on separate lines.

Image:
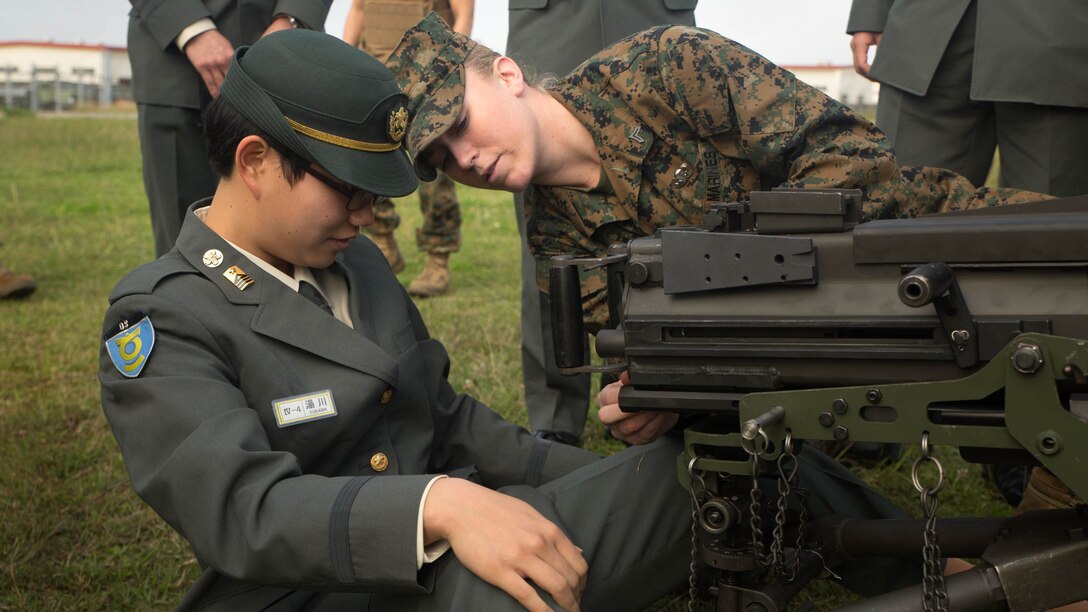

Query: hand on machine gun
left=597, top=371, right=679, bottom=445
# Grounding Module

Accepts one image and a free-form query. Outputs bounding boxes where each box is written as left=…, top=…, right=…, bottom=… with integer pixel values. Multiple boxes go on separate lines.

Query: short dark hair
left=202, top=96, right=309, bottom=183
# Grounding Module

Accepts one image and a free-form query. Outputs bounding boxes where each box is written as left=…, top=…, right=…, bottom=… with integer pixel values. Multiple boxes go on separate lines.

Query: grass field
left=0, top=113, right=1013, bottom=610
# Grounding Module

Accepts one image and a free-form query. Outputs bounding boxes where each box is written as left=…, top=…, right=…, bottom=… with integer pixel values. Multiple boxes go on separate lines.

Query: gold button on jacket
left=370, top=452, right=389, bottom=472
left=380, top=388, right=394, bottom=404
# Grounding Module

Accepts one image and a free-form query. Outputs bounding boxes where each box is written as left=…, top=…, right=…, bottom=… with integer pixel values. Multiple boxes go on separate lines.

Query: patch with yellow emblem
left=388, top=106, right=408, bottom=144
left=104, top=312, right=155, bottom=378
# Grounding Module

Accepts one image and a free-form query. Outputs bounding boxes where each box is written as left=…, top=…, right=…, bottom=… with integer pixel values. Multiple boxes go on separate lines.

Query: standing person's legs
left=414, top=171, right=461, bottom=255
left=515, top=192, right=590, bottom=442
left=875, top=1, right=996, bottom=186
left=136, top=103, right=218, bottom=258
left=409, top=171, right=461, bottom=297
left=361, top=119, right=402, bottom=273
left=365, top=199, right=405, bottom=273
left=994, top=101, right=1088, bottom=197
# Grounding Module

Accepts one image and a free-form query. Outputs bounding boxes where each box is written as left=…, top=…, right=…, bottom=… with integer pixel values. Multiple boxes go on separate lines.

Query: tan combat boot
left=0, top=266, right=36, bottom=299
left=368, top=233, right=405, bottom=274
left=407, top=253, right=450, bottom=297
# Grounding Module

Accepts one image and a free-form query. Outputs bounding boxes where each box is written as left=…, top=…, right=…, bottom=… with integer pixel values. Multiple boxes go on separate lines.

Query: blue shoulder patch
left=104, top=312, right=155, bottom=378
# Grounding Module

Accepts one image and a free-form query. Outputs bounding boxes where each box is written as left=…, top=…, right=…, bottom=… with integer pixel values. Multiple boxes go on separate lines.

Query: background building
left=786, top=64, right=879, bottom=114
left=0, top=43, right=875, bottom=117
left=0, top=41, right=130, bottom=111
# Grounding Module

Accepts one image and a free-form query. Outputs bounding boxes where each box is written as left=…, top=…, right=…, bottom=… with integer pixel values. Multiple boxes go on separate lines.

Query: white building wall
left=785, top=65, right=880, bottom=110
left=106, top=49, right=132, bottom=85
left=0, top=42, right=131, bottom=108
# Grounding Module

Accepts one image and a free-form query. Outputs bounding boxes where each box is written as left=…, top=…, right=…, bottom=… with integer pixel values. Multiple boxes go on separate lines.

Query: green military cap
left=220, top=29, right=417, bottom=197
left=385, top=12, right=477, bottom=181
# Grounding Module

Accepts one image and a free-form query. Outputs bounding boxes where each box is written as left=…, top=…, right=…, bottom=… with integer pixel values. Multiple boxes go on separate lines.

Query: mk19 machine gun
left=550, top=190, right=1088, bottom=611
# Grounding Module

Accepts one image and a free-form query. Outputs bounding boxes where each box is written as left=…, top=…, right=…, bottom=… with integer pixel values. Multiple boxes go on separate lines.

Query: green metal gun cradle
left=551, top=191, right=1088, bottom=611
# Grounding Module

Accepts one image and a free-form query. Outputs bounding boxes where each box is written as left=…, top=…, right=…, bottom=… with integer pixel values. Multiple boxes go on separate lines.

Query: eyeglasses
left=303, top=166, right=388, bottom=211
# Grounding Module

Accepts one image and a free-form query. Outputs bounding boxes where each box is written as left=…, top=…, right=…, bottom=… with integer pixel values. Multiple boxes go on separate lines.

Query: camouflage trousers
left=365, top=170, right=461, bottom=254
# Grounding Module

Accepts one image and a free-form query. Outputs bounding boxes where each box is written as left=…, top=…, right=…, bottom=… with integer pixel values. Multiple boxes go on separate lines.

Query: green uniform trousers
left=137, top=103, right=219, bottom=257
left=876, top=2, right=1088, bottom=197
left=181, top=438, right=921, bottom=611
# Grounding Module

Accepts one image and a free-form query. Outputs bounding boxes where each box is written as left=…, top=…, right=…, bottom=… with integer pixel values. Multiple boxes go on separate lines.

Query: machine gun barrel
left=823, top=517, right=1004, bottom=559
left=835, top=509, right=1088, bottom=612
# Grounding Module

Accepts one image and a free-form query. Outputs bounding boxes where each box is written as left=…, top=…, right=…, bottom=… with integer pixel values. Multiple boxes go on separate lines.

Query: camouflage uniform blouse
left=523, top=25, right=1044, bottom=332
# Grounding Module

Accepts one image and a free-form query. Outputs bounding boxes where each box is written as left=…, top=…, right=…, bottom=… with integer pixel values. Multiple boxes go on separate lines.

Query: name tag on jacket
left=272, top=390, right=337, bottom=427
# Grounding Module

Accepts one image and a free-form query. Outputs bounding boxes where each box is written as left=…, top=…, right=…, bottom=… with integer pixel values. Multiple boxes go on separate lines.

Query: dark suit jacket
left=128, top=0, right=333, bottom=108
left=506, top=0, right=697, bottom=76
left=99, top=206, right=596, bottom=607
left=847, top=0, right=1088, bottom=108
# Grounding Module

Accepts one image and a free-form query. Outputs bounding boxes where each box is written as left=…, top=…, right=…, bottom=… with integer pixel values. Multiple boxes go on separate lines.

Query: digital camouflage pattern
left=524, top=25, right=1049, bottom=332
left=385, top=11, right=475, bottom=181
left=359, top=10, right=462, bottom=255
left=366, top=170, right=462, bottom=254
left=388, top=17, right=1049, bottom=331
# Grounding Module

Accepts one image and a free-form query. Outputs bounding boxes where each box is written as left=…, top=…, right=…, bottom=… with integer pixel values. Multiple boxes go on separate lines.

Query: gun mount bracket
left=900, top=263, right=979, bottom=368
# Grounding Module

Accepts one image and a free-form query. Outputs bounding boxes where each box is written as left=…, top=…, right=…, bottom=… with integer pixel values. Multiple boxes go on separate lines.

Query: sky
left=4, top=0, right=857, bottom=67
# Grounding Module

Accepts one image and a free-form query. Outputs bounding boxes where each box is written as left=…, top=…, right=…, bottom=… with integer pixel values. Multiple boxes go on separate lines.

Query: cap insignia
left=388, top=106, right=409, bottom=144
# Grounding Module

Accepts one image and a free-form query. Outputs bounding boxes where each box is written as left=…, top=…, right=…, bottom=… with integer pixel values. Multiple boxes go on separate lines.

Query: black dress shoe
left=533, top=430, right=579, bottom=446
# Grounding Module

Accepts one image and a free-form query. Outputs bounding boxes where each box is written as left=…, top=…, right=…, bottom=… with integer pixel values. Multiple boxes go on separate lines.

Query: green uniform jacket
left=99, top=207, right=595, bottom=607
left=128, top=0, right=333, bottom=108
left=846, top=0, right=1088, bottom=108
left=524, top=25, right=1045, bottom=331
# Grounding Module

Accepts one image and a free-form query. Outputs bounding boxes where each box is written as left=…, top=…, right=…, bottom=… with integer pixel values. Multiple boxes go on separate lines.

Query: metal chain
left=745, top=429, right=772, bottom=571
left=687, top=457, right=709, bottom=612
left=769, top=470, right=789, bottom=578
left=771, top=432, right=803, bottom=582
left=794, top=484, right=809, bottom=579
left=744, top=427, right=806, bottom=583
left=911, top=433, right=949, bottom=612
left=769, top=435, right=790, bottom=579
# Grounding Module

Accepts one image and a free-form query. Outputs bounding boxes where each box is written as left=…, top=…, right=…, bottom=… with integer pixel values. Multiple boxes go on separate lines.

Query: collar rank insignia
left=223, top=265, right=254, bottom=291
left=388, top=106, right=409, bottom=144
left=202, top=249, right=224, bottom=268
left=104, top=312, right=155, bottom=378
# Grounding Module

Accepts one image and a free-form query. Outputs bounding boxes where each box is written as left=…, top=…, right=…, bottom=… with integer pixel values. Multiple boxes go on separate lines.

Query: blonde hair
left=465, top=45, right=559, bottom=90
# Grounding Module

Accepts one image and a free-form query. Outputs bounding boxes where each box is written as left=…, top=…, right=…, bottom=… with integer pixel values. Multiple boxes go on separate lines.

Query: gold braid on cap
left=285, top=117, right=401, bottom=152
